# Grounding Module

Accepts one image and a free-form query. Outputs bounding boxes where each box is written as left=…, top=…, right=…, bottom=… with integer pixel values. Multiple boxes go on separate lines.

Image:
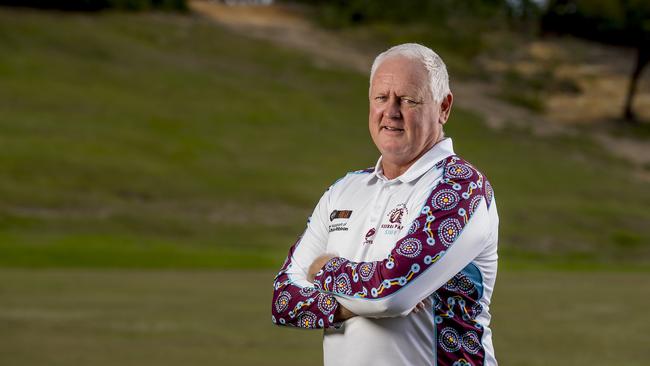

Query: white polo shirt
left=272, top=137, right=499, bottom=366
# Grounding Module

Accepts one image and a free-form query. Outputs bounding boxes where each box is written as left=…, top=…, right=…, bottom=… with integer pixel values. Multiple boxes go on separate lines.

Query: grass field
left=0, top=7, right=649, bottom=366
left=1, top=269, right=648, bottom=366
left=0, top=8, right=648, bottom=269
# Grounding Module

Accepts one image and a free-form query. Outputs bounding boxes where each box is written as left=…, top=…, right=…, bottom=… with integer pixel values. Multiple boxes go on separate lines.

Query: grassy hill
left=0, top=7, right=648, bottom=270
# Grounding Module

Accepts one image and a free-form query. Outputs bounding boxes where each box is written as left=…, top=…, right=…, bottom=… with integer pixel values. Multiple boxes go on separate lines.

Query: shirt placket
left=368, top=180, right=397, bottom=233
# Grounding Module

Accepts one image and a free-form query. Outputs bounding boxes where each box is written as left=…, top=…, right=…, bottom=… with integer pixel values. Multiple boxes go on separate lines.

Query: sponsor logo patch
left=328, top=222, right=349, bottom=232
left=330, top=210, right=353, bottom=221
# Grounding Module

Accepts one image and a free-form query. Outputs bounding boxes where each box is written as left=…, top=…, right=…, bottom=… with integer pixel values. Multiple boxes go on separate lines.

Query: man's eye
left=401, top=98, right=418, bottom=105
left=375, top=96, right=387, bottom=102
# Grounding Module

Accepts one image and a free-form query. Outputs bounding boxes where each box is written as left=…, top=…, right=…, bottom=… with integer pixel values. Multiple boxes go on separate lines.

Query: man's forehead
left=371, top=57, right=428, bottom=93
left=372, top=73, right=420, bottom=87
left=371, top=72, right=427, bottom=96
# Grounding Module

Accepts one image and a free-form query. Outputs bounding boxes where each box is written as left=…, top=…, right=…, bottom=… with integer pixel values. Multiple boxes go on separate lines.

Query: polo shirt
left=272, top=137, right=499, bottom=366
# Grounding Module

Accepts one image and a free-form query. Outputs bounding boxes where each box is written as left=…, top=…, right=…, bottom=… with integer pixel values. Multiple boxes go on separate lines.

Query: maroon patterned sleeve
left=312, top=156, right=492, bottom=300
left=271, top=237, right=339, bottom=329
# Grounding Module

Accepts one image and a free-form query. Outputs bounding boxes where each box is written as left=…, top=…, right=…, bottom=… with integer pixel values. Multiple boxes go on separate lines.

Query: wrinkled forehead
left=370, top=56, right=430, bottom=96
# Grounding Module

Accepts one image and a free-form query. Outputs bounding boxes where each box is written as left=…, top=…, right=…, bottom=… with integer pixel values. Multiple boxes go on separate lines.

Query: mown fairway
left=1, top=269, right=648, bottom=366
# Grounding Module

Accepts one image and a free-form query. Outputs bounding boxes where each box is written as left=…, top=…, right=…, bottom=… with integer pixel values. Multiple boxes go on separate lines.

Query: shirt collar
left=371, top=137, right=455, bottom=183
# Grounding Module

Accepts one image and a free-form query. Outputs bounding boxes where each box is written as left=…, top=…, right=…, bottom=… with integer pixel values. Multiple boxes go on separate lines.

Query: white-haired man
left=272, top=43, right=499, bottom=366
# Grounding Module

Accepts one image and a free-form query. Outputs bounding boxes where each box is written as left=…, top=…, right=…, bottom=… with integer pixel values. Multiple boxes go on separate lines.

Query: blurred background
left=0, top=0, right=648, bottom=365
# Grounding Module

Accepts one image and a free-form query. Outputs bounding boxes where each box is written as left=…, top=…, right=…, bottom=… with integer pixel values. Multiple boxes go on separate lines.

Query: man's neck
left=382, top=161, right=413, bottom=180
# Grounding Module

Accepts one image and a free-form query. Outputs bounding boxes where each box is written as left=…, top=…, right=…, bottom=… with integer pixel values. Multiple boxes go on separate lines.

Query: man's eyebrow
left=397, top=94, right=422, bottom=100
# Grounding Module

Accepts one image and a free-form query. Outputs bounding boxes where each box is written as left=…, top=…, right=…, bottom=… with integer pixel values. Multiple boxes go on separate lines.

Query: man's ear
left=439, top=93, right=453, bottom=125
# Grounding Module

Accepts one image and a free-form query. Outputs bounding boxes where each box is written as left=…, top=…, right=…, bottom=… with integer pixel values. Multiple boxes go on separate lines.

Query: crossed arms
left=271, top=160, right=492, bottom=328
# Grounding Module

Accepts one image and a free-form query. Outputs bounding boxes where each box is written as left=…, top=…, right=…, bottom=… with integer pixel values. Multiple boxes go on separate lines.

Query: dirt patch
left=528, top=39, right=650, bottom=124
left=189, top=1, right=371, bottom=72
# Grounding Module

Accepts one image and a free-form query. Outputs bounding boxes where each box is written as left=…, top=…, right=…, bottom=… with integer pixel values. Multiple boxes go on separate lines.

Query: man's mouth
left=381, top=126, right=404, bottom=132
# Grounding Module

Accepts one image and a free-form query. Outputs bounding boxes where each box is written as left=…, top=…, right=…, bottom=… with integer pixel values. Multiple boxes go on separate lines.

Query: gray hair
left=369, top=43, right=450, bottom=103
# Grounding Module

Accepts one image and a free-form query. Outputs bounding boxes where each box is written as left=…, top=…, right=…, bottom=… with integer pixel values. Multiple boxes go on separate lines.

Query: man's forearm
left=272, top=269, right=339, bottom=329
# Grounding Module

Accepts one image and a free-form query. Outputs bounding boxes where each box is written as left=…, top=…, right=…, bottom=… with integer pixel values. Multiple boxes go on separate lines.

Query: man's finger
left=411, top=300, right=427, bottom=313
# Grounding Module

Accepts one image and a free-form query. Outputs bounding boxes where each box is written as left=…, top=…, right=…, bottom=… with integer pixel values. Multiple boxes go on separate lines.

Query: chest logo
left=330, top=209, right=353, bottom=221
left=363, top=228, right=376, bottom=245
left=381, top=203, right=408, bottom=234
left=388, top=204, right=407, bottom=224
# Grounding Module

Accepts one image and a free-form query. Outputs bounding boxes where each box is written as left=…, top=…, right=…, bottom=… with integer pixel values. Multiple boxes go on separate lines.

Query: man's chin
left=379, top=150, right=412, bottom=164
left=379, top=142, right=408, bottom=155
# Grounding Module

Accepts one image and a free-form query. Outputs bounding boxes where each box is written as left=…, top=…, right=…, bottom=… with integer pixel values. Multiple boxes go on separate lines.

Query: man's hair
left=369, top=43, right=450, bottom=103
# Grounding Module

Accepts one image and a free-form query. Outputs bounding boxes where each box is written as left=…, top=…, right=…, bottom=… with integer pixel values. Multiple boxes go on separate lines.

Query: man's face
left=369, top=56, right=451, bottom=170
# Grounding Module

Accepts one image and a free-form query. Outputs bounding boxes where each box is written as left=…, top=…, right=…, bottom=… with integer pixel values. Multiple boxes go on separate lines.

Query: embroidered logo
left=388, top=204, right=407, bottom=224
left=382, top=203, right=408, bottom=234
left=363, top=228, right=376, bottom=245
left=330, top=210, right=353, bottom=221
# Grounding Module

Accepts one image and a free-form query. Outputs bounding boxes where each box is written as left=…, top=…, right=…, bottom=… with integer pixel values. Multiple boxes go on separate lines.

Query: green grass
left=0, top=8, right=648, bottom=270
left=0, top=269, right=648, bottom=366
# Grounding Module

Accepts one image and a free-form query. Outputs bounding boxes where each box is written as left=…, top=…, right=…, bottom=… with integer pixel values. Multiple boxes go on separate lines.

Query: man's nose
left=384, top=98, right=402, bottom=119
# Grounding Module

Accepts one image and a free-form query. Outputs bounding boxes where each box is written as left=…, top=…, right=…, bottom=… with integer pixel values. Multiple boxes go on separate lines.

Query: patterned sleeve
left=312, top=156, right=495, bottom=317
left=271, top=188, right=340, bottom=329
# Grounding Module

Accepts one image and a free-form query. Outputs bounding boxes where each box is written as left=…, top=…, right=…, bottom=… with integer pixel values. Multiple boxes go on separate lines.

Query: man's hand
left=307, top=253, right=336, bottom=283
left=334, top=302, right=357, bottom=322
left=411, top=300, right=427, bottom=314
left=307, top=254, right=359, bottom=322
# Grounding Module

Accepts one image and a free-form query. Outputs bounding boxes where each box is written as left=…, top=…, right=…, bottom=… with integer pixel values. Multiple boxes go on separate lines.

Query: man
left=272, top=43, right=499, bottom=366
